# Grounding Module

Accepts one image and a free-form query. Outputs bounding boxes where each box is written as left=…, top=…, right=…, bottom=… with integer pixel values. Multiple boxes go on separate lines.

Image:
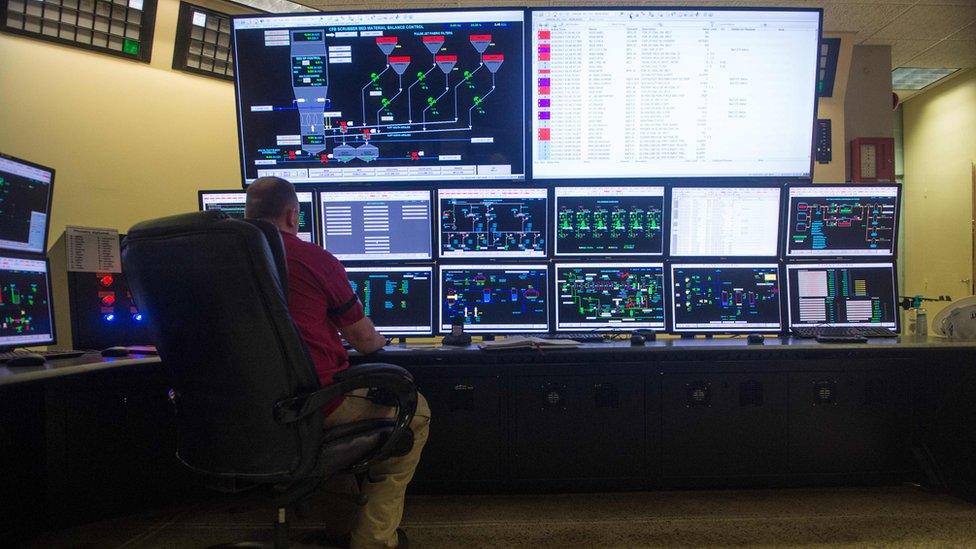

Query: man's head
left=245, top=176, right=300, bottom=234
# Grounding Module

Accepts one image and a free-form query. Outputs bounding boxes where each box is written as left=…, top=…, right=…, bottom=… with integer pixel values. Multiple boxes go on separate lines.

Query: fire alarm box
left=851, top=137, right=895, bottom=182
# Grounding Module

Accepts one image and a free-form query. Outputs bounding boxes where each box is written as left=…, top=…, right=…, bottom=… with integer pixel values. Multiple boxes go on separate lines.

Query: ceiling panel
left=904, top=38, right=976, bottom=68
left=863, top=38, right=941, bottom=66
left=820, top=2, right=911, bottom=35
left=914, top=0, right=976, bottom=6
left=870, top=4, right=976, bottom=41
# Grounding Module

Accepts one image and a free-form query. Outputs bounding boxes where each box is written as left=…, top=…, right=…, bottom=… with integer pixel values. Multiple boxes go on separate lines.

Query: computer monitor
left=320, top=189, right=432, bottom=261
left=198, top=190, right=317, bottom=243
left=785, top=262, right=898, bottom=331
left=232, top=10, right=526, bottom=184
left=439, top=264, right=548, bottom=333
left=553, top=186, right=664, bottom=256
left=669, top=187, right=781, bottom=257
left=554, top=263, right=665, bottom=331
left=438, top=188, right=547, bottom=258
left=346, top=266, right=433, bottom=336
left=671, top=263, right=783, bottom=333
left=0, top=153, right=54, bottom=255
left=785, top=185, right=899, bottom=257
left=531, top=8, right=821, bottom=180
left=0, top=255, right=55, bottom=349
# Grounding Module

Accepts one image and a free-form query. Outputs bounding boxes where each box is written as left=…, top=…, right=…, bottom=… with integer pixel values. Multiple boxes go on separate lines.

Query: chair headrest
left=126, top=211, right=289, bottom=300
left=127, top=209, right=229, bottom=238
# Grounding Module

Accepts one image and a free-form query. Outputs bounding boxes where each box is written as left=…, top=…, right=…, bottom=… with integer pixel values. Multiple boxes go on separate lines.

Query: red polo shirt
left=279, top=231, right=364, bottom=391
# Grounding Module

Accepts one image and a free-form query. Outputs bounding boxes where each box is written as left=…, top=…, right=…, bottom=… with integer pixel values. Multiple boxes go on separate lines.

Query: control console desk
left=1, top=353, right=187, bottom=541
left=352, top=337, right=976, bottom=499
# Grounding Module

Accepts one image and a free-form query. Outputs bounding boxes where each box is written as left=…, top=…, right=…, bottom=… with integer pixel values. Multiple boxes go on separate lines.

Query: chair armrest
left=274, top=363, right=418, bottom=468
left=274, top=363, right=417, bottom=426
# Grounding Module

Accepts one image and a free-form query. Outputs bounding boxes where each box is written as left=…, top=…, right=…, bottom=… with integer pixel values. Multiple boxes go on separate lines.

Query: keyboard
left=793, top=326, right=898, bottom=339
left=0, top=349, right=86, bottom=363
left=534, top=332, right=608, bottom=344
left=815, top=335, right=868, bottom=344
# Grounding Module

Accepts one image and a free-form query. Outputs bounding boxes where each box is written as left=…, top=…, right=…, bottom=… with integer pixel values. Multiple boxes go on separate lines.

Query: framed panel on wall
left=173, top=2, right=233, bottom=80
left=1, top=0, right=156, bottom=62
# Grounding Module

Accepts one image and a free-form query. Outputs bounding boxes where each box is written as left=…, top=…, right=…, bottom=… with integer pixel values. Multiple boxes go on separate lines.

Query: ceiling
left=286, top=0, right=976, bottom=87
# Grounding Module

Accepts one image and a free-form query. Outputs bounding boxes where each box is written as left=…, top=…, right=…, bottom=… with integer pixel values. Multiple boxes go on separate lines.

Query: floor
left=22, top=485, right=976, bottom=548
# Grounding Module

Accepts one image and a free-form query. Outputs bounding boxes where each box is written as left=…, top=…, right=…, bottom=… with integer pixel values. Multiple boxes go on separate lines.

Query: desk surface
left=371, top=336, right=976, bottom=354
left=3, top=337, right=974, bottom=387
left=353, top=336, right=976, bottom=367
left=0, top=353, right=161, bottom=387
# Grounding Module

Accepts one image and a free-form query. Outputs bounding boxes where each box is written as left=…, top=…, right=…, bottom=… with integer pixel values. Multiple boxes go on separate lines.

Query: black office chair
left=121, top=210, right=416, bottom=548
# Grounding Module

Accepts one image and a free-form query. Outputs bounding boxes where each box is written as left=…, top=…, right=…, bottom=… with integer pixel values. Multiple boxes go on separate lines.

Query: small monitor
left=671, top=263, right=783, bottom=333
left=438, top=188, right=547, bottom=258
left=198, top=190, right=317, bottom=243
left=0, top=255, right=55, bottom=348
left=320, top=189, right=432, bottom=261
left=346, top=266, right=433, bottom=336
left=0, top=153, right=54, bottom=255
left=786, top=262, right=898, bottom=331
left=786, top=185, right=899, bottom=257
left=440, top=264, right=548, bottom=333
left=670, top=187, right=781, bottom=257
left=554, top=186, right=665, bottom=256
left=554, top=262, right=665, bottom=331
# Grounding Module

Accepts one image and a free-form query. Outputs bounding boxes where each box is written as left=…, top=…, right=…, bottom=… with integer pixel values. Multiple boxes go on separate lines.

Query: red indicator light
left=101, top=294, right=117, bottom=306
left=99, top=275, right=114, bottom=287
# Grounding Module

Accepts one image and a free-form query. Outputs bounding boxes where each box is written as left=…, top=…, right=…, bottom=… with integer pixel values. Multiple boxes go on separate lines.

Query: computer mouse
left=635, top=329, right=657, bottom=342
left=747, top=333, right=765, bottom=345
left=100, top=346, right=130, bottom=357
left=630, top=333, right=646, bottom=346
left=6, top=353, right=46, bottom=367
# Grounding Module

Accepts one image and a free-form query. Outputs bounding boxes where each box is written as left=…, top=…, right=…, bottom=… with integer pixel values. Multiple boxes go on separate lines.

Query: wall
left=844, top=45, right=894, bottom=178
left=0, top=0, right=250, bottom=245
left=902, top=69, right=976, bottom=326
left=813, top=32, right=855, bottom=183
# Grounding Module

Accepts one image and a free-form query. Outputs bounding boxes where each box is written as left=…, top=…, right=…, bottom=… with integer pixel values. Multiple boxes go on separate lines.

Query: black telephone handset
left=442, top=317, right=472, bottom=347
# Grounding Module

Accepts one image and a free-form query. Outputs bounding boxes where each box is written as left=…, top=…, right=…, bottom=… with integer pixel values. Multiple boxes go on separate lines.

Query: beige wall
left=844, top=44, right=894, bottom=178
left=813, top=32, right=855, bottom=183
left=902, top=69, right=976, bottom=325
left=0, top=0, right=249, bottom=245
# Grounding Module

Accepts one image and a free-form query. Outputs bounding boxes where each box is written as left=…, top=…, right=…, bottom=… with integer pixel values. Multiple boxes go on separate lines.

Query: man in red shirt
left=245, top=177, right=429, bottom=549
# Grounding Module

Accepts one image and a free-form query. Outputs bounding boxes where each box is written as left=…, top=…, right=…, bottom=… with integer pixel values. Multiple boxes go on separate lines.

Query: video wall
left=222, top=7, right=903, bottom=336
left=200, top=184, right=901, bottom=335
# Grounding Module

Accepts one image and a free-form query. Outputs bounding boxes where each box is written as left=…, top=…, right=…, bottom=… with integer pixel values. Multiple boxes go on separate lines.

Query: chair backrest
left=122, top=211, right=322, bottom=481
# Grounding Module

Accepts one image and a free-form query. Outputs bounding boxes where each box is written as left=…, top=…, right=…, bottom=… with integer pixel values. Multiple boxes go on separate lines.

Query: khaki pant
left=322, top=390, right=430, bottom=549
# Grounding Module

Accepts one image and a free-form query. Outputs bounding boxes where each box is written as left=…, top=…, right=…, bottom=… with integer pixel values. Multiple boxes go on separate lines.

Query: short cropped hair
left=245, top=176, right=299, bottom=220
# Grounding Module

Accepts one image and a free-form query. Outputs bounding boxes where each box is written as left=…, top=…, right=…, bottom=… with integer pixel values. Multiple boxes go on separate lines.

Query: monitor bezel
left=0, top=152, right=56, bottom=257
left=0, top=253, right=58, bottom=350
left=345, top=265, right=435, bottom=336
left=230, top=7, right=530, bottom=187
left=669, top=261, right=784, bottom=334
left=438, top=263, right=550, bottom=334
left=783, top=182, right=902, bottom=259
left=553, top=261, right=666, bottom=332
left=784, top=260, right=900, bottom=333
left=526, top=6, right=823, bottom=182
left=197, top=189, right=319, bottom=245
left=318, top=187, right=434, bottom=263
left=668, top=182, right=785, bottom=259
left=551, top=182, right=667, bottom=258
left=436, top=186, right=549, bottom=260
